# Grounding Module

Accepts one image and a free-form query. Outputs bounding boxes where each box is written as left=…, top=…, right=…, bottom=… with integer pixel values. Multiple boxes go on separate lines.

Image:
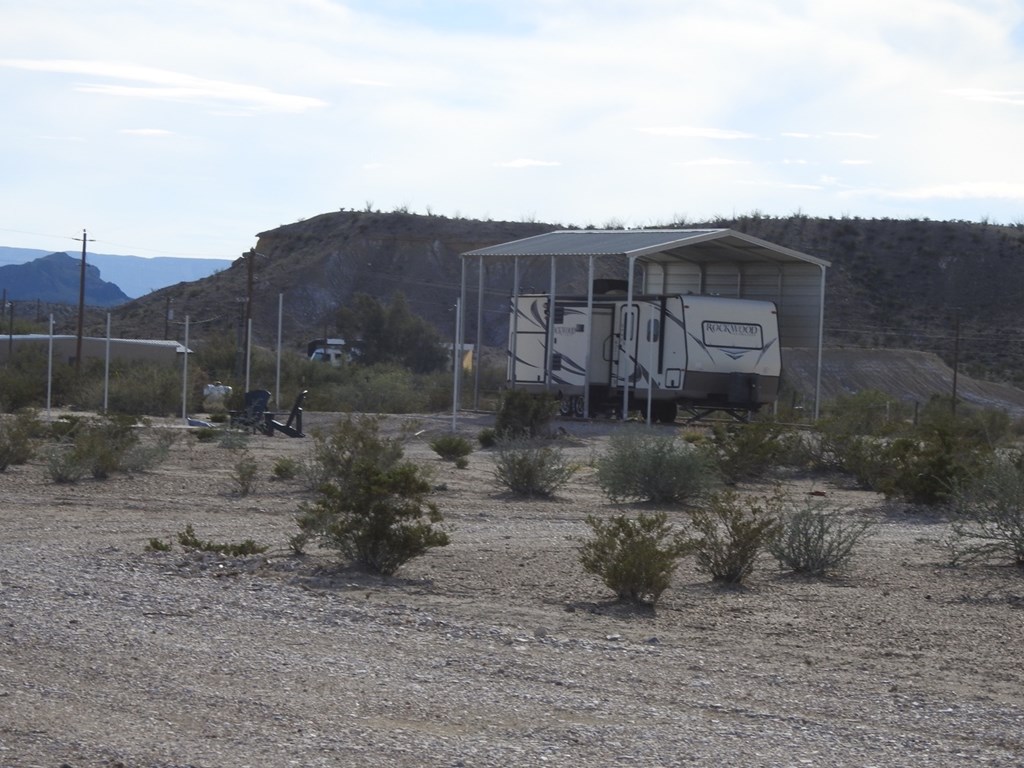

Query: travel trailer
left=508, top=292, right=781, bottom=422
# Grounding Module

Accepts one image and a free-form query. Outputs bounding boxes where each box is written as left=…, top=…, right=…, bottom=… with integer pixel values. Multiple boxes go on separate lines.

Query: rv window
left=646, top=318, right=660, bottom=343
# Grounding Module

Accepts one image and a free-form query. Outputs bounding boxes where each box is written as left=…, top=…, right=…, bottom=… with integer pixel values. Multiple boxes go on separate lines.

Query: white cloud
left=493, top=158, right=561, bottom=168
left=884, top=181, right=1024, bottom=201
left=639, top=126, right=760, bottom=140
left=0, top=58, right=327, bottom=113
left=825, top=132, right=881, bottom=140
left=119, top=128, right=173, bottom=137
left=947, top=88, right=1024, bottom=106
left=677, top=157, right=750, bottom=167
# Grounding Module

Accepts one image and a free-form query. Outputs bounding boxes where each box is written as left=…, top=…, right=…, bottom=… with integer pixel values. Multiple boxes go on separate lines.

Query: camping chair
left=230, top=389, right=272, bottom=433
left=265, top=390, right=308, bottom=438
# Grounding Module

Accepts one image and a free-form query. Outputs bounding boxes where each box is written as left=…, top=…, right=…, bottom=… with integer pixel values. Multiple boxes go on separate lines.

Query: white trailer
left=508, top=292, right=781, bottom=422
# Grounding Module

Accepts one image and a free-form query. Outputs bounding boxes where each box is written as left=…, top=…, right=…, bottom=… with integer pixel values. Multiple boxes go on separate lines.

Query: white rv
left=508, top=292, right=781, bottom=421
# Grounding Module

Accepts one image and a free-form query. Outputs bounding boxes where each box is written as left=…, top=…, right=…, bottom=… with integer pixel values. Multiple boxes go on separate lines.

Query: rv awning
left=464, top=228, right=829, bottom=267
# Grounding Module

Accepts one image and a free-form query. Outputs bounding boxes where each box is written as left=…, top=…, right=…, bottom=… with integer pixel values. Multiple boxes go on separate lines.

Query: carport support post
left=544, top=256, right=556, bottom=388
left=583, top=256, right=594, bottom=418
left=814, top=265, right=826, bottom=420
left=474, top=257, right=484, bottom=409
left=451, top=297, right=461, bottom=431
left=181, top=315, right=190, bottom=421
left=621, top=255, right=637, bottom=421
left=510, top=257, right=520, bottom=391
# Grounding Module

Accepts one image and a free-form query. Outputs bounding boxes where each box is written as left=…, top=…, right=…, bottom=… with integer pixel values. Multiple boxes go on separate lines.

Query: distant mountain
left=0, top=247, right=231, bottom=299
left=0, top=252, right=130, bottom=307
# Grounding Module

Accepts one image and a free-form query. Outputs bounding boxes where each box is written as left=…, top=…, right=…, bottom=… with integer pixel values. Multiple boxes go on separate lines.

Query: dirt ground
left=1, top=411, right=1023, bottom=768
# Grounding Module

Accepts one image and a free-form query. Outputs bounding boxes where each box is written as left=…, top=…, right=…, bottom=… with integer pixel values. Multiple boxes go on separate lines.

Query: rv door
left=612, top=303, right=639, bottom=387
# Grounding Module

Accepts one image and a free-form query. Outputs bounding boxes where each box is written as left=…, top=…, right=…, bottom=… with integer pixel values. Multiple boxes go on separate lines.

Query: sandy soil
left=1, top=411, right=1023, bottom=768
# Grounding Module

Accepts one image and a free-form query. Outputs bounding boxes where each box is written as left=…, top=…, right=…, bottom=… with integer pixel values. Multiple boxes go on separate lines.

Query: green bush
left=595, top=428, right=718, bottom=504
left=177, top=523, right=268, bottom=556
left=689, top=490, right=782, bottom=584
left=230, top=452, right=260, bottom=496
left=711, top=419, right=809, bottom=482
left=769, top=503, right=874, bottom=576
left=44, top=444, right=87, bottom=484
left=816, top=394, right=996, bottom=505
left=477, top=428, right=497, bottom=448
left=948, top=456, right=1024, bottom=566
left=79, top=361, right=184, bottom=416
left=193, top=427, right=218, bottom=443
left=429, top=434, right=473, bottom=462
left=272, top=456, right=301, bottom=480
left=119, top=432, right=175, bottom=474
left=579, top=511, right=692, bottom=605
left=492, top=438, right=578, bottom=497
left=295, top=415, right=448, bottom=575
left=0, top=410, right=39, bottom=469
left=495, top=389, right=558, bottom=439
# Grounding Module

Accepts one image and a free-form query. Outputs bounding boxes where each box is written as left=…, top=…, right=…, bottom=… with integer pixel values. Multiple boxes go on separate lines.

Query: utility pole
left=72, top=229, right=94, bottom=374
left=164, top=296, right=174, bottom=340
left=951, top=309, right=961, bottom=416
left=243, top=249, right=255, bottom=385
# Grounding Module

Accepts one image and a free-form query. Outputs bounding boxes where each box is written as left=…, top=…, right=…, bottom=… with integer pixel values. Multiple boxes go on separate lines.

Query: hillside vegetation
left=51, top=209, right=1024, bottom=393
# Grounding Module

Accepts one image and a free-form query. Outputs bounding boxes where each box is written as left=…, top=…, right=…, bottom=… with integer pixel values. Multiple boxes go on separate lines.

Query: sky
left=2, top=0, right=1024, bottom=260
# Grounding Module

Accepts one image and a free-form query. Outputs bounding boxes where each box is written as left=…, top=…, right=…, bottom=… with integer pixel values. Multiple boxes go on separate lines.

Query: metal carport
left=456, top=228, right=830, bottom=422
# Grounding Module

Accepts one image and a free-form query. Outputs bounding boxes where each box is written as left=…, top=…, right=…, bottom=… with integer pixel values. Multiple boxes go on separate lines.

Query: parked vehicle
left=508, top=291, right=781, bottom=421
left=307, top=338, right=355, bottom=365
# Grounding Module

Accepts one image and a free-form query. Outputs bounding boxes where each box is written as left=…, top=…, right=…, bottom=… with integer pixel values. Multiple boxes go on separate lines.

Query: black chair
left=265, top=390, right=308, bottom=438
left=229, top=389, right=272, bottom=433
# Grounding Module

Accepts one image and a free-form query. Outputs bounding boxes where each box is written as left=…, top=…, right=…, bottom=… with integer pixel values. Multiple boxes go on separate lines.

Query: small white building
left=0, top=335, right=189, bottom=367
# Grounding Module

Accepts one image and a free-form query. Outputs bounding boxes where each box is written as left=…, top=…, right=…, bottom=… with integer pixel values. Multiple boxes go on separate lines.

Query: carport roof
left=463, top=228, right=830, bottom=268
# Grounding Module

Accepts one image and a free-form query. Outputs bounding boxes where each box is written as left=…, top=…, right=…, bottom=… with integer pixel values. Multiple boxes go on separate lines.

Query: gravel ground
left=1, top=411, right=1023, bottom=768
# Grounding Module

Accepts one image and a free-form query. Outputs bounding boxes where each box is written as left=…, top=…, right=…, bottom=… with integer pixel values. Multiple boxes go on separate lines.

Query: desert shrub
left=79, top=361, right=183, bottom=416
left=230, top=452, right=259, bottom=496
left=579, top=511, right=692, bottom=605
left=710, top=419, right=810, bottom=482
left=218, top=429, right=250, bottom=450
left=430, top=434, right=473, bottom=462
left=492, top=438, right=578, bottom=497
left=495, top=389, right=558, bottom=438
left=0, top=410, right=40, bottom=469
left=769, top=503, right=875, bottom=575
left=145, top=537, right=172, bottom=552
left=44, top=444, right=87, bottom=483
left=0, top=347, right=78, bottom=411
left=871, top=427, right=987, bottom=505
left=817, top=395, right=994, bottom=505
left=595, top=428, right=718, bottom=504
left=117, top=429, right=176, bottom=473
left=176, top=523, right=268, bottom=556
left=193, top=427, right=218, bottom=443
left=272, top=456, right=301, bottom=480
left=294, top=415, right=448, bottom=574
left=59, top=415, right=144, bottom=480
left=948, top=455, right=1024, bottom=566
left=689, top=490, right=783, bottom=584
left=477, top=428, right=497, bottom=448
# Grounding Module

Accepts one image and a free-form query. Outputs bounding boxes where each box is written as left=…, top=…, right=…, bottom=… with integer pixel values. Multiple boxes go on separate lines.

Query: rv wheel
left=572, top=396, right=586, bottom=418
left=654, top=401, right=678, bottom=424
